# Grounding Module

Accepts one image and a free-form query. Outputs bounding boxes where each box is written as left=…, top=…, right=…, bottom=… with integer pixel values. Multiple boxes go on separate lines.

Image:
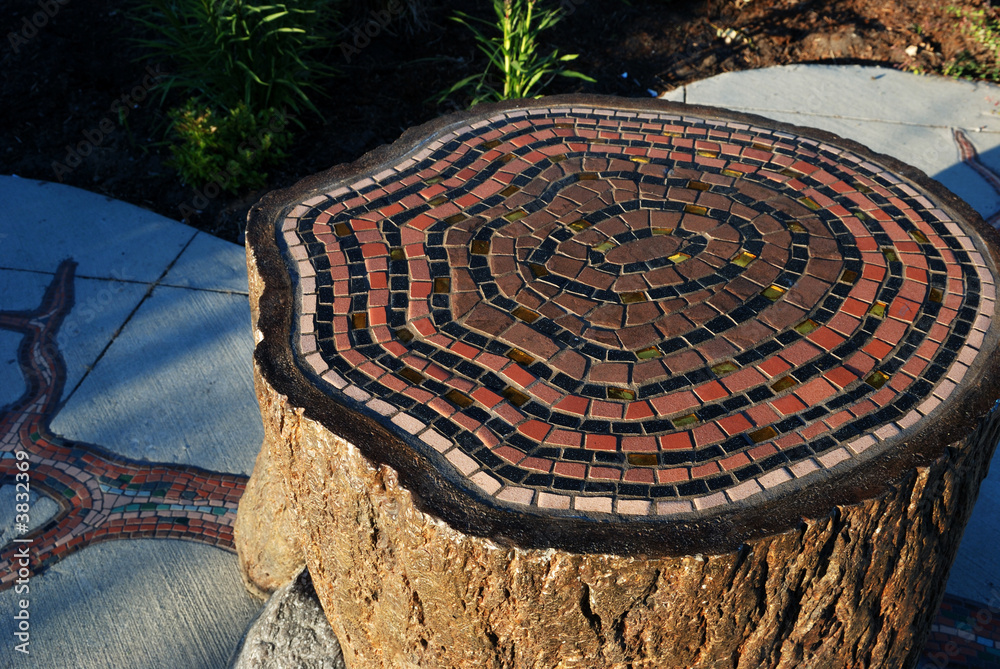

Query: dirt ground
left=1, top=0, right=995, bottom=242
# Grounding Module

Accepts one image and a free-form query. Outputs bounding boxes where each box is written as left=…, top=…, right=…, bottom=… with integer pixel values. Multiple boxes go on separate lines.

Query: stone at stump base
left=236, top=96, right=1000, bottom=668
left=229, top=567, right=346, bottom=669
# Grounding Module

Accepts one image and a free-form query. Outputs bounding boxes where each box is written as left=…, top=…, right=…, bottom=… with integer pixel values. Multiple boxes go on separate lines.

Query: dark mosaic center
left=277, top=106, right=997, bottom=517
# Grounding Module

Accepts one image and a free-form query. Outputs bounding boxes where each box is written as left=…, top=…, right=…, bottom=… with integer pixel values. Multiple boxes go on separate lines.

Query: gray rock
left=230, top=568, right=345, bottom=669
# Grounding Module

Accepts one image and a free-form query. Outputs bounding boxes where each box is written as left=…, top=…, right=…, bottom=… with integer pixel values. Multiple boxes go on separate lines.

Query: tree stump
left=235, top=96, right=1000, bottom=669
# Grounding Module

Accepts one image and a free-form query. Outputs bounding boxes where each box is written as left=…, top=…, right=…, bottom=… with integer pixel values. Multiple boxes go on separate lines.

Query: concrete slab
left=0, top=176, right=195, bottom=282
left=0, top=269, right=153, bottom=400
left=662, top=65, right=1000, bottom=221
left=0, top=485, right=60, bottom=545
left=50, top=284, right=262, bottom=474
left=0, top=540, right=260, bottom=669
left=162, top=231, right=252, bottom=294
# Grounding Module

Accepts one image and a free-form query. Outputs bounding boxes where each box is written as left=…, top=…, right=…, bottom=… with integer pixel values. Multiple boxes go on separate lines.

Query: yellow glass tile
left=651, top=227, right=674, bottom=236
left=390, top=247, right=405, bottom=261
left=637, top=346, right=662, bottom=360
left=881, top=247, right=899, bottom=262
left=627, top=453, right=658, bottom=467
left=530, top=264, right=550, bottom=278
left=427, top=195, right=448, bottom=207
left=425, top=176, right=444, bottom=185
left=399, top=367, right=426, bottom=384
left=578, top=172, right=599, bottom=180
left=731, top=251, right=756, bottom=267
left=512, top=306, right=540, bottom=323
left=593, top=240, right=617, bottom=253
left=688, top=180, right=710, bottom=191
left=839, top=269, right=858, bottom=284
left=444, top=214, right=467, bottom=226
left=500, top=153, right=516, bottom=164
left=929, top=287, right=944, bottom=303
left=503, top=210, right=527, bottom=222
left=780, top=168, right=803, bottom=178
left=395, top=328, right=414, bottom=343
left=751, top=142, right=773, bottom=152
left=662, top=131, right=682, bottom=137
left=569, top=219, right=592, bottom=232
left=770, top=376, right=798, bottom=392
left=668, top=252, right=691, bottom=264
left=788, top=221, right=807, bottom=233
left=480, top=139, right=501, bottom=149
left=749, top=426, right=778, bottom=443
left=550, top=154, right=567, bottom=163
left=502, top=387, right=530, bottom=407
left=684, top=204, right=708, bottom=215
left=446, top=389, right=474, bottom=408
left=854, top=209, right=869, bottom=221
left=500, top=185, right=520, bottom=197
left=621, top=292, right=647, bottom=304
left=799, top=196, right=820, bottom=211
left=696, top=150, right=719, bottom=158
left=711, top=361, right=740, bottom=376
left=554, top=123, right=574, bottom=129
left=334, top=222, right=351, bottom=236
left=433, top=277, right=451, bottom=293
left=869, top=301, right=887, bottom=318
left=351, top=313, right=367, bottom=329
left=722, top=168, right=743, bottom=178
left=471, top=240, right=490, bottom=255
left=909, top=229, right=930, bottom=244
left=506, top=348, right=535, bottom=365
left=674, top=413, right=699, bottom=427
left=854, top=181, right=874, bottom=194
left=794, top=319, right=819, bottom=335
left=762, top=284, right=786, bottom=301
left=607, top=387, right=636, bottom=401
left=865, top=371, right=889, bottom=389
left=630, top=156, right=651, bottom=164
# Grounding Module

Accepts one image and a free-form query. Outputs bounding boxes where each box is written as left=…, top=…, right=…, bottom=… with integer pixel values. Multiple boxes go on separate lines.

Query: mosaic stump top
left=248, top=96, right=1000, bottom=554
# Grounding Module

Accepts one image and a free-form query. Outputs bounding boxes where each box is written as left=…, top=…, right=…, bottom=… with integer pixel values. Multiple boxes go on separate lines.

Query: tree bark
left=239, top=363, right=1000, bottom=669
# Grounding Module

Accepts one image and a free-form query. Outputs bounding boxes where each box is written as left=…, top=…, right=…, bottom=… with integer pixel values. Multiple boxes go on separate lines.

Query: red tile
left=794, top=378, right=837, bottom=405
left=517, top=420, right=551, bottom=442
left=718, top=413, right=753, bottom=436
left=585, top=434, right=617, bottom=451
left=824, top=366, right=858, bottom=389
left=694, top=380, right=729, bottom=402
left=758, top=356, right=792, bottom=379
left=692, top=423, right=725, bottom=446
left=650, top=390, right=700, bottom=416
left=659, top=432, right=693, bottom=450
left=691, top=462, right=721, bottom=479
left=772, top=394, right=807, bottom=415
left=656, top=467, right=689, bottom=483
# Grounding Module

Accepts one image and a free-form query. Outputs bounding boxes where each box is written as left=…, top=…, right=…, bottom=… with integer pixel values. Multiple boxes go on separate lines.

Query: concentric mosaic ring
left=250, top=97, right=1000, bottom=551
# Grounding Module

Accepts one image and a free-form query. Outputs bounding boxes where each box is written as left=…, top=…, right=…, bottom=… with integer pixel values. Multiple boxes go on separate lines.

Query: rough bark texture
left=238, top=360, right=1000, bottom=669
left=234, top=243, right=305, bottom=599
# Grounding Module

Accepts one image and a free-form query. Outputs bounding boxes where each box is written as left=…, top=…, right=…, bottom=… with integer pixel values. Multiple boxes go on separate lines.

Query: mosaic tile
left=271, top=103, right=999, bottom=520
left=0, top=262, right=244, bottom=590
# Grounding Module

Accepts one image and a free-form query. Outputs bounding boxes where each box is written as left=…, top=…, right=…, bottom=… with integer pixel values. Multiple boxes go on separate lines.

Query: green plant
left=946, top=5, right=1000, bottom=81
left=131, top=0, right=338, bottom=117
left=441, top=0, right=594, bottom=106
left=166, top=99, right=293, bottom=193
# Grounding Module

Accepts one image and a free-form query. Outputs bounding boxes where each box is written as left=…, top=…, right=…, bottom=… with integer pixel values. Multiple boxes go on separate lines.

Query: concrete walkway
left=0, top=64, right=998, bottom=668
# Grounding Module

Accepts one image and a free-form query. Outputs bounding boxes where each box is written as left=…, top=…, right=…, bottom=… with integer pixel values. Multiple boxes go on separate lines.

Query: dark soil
left=1, top=0, right=995, bottom=243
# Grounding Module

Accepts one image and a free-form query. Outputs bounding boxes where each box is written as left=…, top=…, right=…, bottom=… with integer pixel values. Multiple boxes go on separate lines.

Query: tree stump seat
left=235, top=96, right=1000, bottom=669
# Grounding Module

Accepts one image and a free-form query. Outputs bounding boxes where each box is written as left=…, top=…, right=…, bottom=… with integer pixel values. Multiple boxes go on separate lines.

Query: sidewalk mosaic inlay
left=274, top=102, right=999, bottom=518
left=0, top=260, right=246, bottom=590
